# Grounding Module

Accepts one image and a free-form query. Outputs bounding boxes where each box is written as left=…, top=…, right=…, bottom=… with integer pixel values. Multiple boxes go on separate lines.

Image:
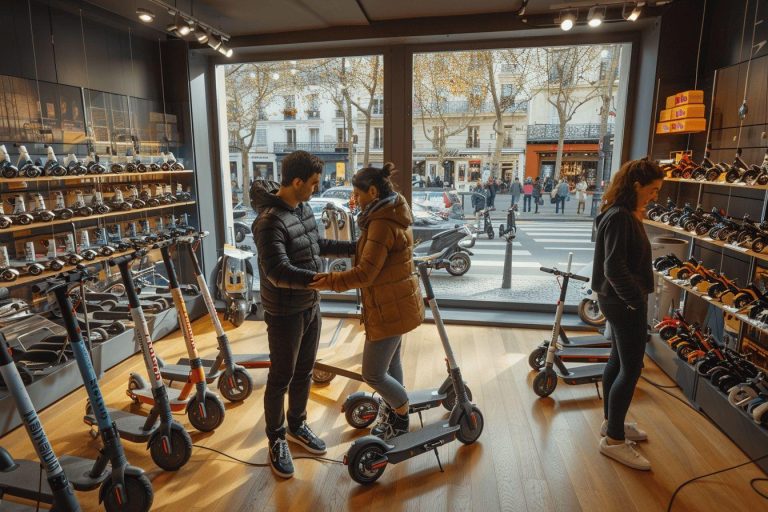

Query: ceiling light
left=208, top=33, right=222, bottom=51
left=218, top=45, right=233, bottom=58
left=558, top=9, right=576, bottom=31
left=177, top=19, right=193, bottom=36
left=587, top=6, right=605, bottom=27
left=196, top=30, right=209, bottom=44
left=136, top=8, right=155, bottom=23
left=622, top=2, right=642, bottom=21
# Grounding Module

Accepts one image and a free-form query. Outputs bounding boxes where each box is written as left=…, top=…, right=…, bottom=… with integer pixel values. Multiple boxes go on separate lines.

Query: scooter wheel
left=533, top=368, right=558, bottom=398
left=100, top=473, right=153, bottom=512
left=578, top=298, right=605, bottom=327
left=486, top=227, right=495, bottom=239
left=88, top=327, right=110, bottom=343
left=149, top=421, right=192, bottom=471
left=107, top=321, right=127, bottom=334
left=528, top=346, right=547, bottom=371
left=348, top=443, right=387, bottom=485
left=344, top=393, right=380, bottom=429
left=446, top=252, right=471, bottom=277
left=659, top=325, right=678, bottom=341
left=442, top=385, right=473, bottom=411
left=311, top=368, right=336, bottom=385
left=187, top=394, right=226, bottom=432
left=752, top=239, right=767, bottom=253
left=218, top=368, right=254, bottom=402
left=128, top=373, right=147, bottom=404
left=456, top=406, right=484, bottom=445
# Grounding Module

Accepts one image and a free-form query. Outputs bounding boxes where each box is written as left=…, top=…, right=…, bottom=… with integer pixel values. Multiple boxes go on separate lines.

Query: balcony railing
left=526, top=123, right=614, bottom=142
left=274, top=142, right=349, bottom=153
left=414, top=99, right=528, bottom=115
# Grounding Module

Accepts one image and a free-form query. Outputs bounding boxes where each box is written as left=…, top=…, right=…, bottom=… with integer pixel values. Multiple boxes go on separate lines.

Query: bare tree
left=344, top=56, right=382, bottom=168
left=413, top=51, right=487, bottom=182
left=225, top=62, right=285, bottom=204
left=536, top=46, right=603, bottom=180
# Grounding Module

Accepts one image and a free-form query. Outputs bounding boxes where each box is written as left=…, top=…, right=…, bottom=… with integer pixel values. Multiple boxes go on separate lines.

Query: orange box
left=659, top=108, right=673, bottom=121
left=674, top=90, right=704, bottom=106
left=665, top=95, right=676, bottom=109
left=656, top=121, right=673, bottom=134
left=669, top=118, right=706, bottom=133
left=671, top=104, right=705, bottom=119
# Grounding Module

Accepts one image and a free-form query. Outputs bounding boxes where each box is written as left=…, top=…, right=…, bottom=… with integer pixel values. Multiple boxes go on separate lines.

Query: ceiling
left=83, top=0, right=667, bottom=39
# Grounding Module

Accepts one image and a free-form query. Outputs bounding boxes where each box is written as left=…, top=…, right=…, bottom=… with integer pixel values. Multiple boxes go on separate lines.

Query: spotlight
left=558, top=9, right=576, bottom=31
left=208, top=33, right=222, bottom=51
left=136, top=8, right=154, bottom=23
left=587, top=6, right=605, bottom=27
left=218, top=45, right=233, bottom=58
left=177, top=19, right=193, bottom=36
left=622, top=2, right=642, bottom=21
left=196, top=30, right=209, bottom=44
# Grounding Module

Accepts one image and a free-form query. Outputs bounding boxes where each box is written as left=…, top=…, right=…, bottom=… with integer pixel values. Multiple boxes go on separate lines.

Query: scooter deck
left=558, top=334, right=611, bottom=348
left=159, top=363, right=197, bottom=383
left=84, top=408, right=160, bottom=442
left=176, top=353, right=271, bottom=369
left=0, top=455, right=105, bottom=501
left=130, top=385, right=187, bottom=407
left=409, top=388, right=444, bottom=409
left=558, top=347, right=611, bottom=362
left=560, top=363, right=606, bottom=383
left=383, top=422, right=461, bottom=464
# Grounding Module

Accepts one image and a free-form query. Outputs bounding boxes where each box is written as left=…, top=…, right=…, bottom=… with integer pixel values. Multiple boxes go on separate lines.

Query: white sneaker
left=600, top=420, right=648, bottom=441
left=599, top=438, right=651, bottom=471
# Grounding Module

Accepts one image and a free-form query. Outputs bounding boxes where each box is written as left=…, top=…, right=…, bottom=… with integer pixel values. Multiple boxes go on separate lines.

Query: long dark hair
left=601, top=159, right=664, bottom=212
left=352, top=162, right=397, bottom=198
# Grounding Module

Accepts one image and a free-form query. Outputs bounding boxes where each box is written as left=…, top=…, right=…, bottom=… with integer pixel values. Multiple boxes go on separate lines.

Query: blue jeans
left=362, top=335, right=408, bottom=408
left=555, top=195, right=566, bottom=213
left=523, top=195, right=532, bottom=212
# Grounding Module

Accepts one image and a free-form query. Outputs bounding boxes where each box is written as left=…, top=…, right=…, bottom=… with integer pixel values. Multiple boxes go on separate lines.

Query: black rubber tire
left=752, top=238, right=767, bottom=253
left=187, top=394, right=225, bottom=432
left=533, top=368, right=558, bottom=398
left=446, top=252, right=471, bottom=276
left=311, top=368, right=336, bottom=385
left=108, top=321, right=127, bottom=334
left=128, top=373, right=147, bottom=404
left=528, top=346, right=547, bottom=371
left=486, top=227, right=495, bottom=239
left=218, top=368, right=254, bottom=402
left=101, top=473, right=153, bottom=512
left=89, top=327, right=110, bottom=343
left=578, top=299, right=605, bottom=327
left=456, top=406, right=484, bottom=445
left=442, top=385, right=473, bottom=411
left=344, top=394, right=380, bottom=429
left=150, top=422, right=192, bottom=471
left=659, top=325, right=677, bottom=341
left=348, top=444, right=386, bottom=485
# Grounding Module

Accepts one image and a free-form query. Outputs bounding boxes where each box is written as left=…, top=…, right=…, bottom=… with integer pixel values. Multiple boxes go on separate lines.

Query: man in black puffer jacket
left=251, top=151, right=355, bottom=479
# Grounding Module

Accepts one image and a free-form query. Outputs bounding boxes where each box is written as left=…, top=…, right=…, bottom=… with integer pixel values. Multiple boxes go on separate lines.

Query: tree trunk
left=240, top=148, right=250, bottom=205
left=345, top=99, right=355, bottom=181
left=554, top=120, right=566, bottom=181
left=485, top=53, right=505, bottom=177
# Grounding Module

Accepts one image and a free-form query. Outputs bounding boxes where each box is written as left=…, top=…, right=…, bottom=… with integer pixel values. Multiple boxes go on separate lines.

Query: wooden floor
left=2, top=316, right=766, bottom=512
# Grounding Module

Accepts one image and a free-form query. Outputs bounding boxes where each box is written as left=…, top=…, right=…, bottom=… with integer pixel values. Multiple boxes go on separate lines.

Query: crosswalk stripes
left=532, top=238, right=593, bottom=243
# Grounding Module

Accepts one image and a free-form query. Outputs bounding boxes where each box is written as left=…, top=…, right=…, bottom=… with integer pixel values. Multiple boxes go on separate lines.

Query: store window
left=373, top=127, right=383, bottom=149
left=286, top=128, right=296, bottom=145
left=309, top=128, right=320, bottom=144
left=412, top=44, right=630, bottom=306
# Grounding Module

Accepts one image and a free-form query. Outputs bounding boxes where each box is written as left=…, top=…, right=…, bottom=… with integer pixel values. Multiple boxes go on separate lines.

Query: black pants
left=533, top=196, right=540, bottom=213
left=523, top=195, right=532, bottom=212
left=263, top=304, right=321, bottom=441
left=599, top=298, right=647, bottom=440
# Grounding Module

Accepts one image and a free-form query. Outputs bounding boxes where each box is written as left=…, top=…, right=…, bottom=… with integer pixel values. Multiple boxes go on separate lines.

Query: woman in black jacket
left=592, top=159, right=663, bottom=471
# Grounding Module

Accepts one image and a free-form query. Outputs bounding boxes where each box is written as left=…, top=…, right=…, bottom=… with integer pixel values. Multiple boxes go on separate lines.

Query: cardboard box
left=659, top=108, right=673, bottom=122
left=665, top=95, right=676, bottom=109
left=656, top=118, right=706, bottom=134
left=674, top=90, right=704, bottom=106
left=671, top=104, right=705, bottom=119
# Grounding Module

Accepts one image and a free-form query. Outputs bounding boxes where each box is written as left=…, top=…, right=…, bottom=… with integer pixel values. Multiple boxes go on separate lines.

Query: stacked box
left=658, top=90, right=706, bottom=134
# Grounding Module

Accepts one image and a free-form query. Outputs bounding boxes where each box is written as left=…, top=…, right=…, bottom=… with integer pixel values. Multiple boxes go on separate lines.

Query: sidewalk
left=460, top=192, right=597, bottom=223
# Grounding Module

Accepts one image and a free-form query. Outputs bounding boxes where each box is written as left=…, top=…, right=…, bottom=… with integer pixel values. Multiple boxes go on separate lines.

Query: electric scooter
left=215, top=245, right=256, bottom=327
left=344, top=262, right=483, bottom=484
left=158, top=233, right=253, bottom=402
left=83, top=248, right=193, bottom=471
left=0, top=332, right=80, bottom=511
left=126, top=242, right=226, bottom=432
left=532, top=253, right=607, bottom=398
left=35, top=270, right=153, bottom=511
left=412, top=224, right=476, bottom=277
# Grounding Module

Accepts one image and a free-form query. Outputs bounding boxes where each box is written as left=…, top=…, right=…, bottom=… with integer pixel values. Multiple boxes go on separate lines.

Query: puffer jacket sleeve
left=325, top=220, right=394, bottom=292
left=318, top=239, right=357, bottom=258
left=254, top=215, right=315, bottom=289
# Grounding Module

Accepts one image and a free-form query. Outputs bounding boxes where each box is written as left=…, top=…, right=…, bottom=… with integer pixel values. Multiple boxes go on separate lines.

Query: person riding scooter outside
left=592, top=158, right=664, bottom=471
left=251, top=150, right=356, bottom=479
left=310, top=163, right=425, bottom=440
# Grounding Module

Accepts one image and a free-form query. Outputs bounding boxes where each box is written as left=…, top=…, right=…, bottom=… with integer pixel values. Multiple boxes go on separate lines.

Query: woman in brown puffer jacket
left=310, top=163, right=424, bottom=440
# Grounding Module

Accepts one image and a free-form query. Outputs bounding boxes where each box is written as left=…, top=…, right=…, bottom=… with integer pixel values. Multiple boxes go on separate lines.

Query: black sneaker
left=287, top=422, right=327, bottom=455
left=370, top=399, right=391, bottom=438
left=378, top=409, right=410, bottom=440
left=269, top=438, right=294, bottom=479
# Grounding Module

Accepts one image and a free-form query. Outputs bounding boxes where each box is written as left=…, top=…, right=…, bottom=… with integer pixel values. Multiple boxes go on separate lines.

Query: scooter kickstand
left=418, top=411, right=424, bottom=428
left=594, top=382, right=602, bottom=400
left=433, top=448, right=444, bottom=472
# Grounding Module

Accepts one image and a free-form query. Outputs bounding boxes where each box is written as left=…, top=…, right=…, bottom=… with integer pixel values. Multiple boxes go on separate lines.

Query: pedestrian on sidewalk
left=471, top=179, right=488, bottom=229
left=486, top=176, right=497, bottom=209
left=522, top=178, right=533, bottom=213
left=532, top=177, right=542, bottom=214
left=575, top=177, right=588, bottom=214
left=510, top=177, right=522, bottom=209
left=555, top=178, right=569, bottom=214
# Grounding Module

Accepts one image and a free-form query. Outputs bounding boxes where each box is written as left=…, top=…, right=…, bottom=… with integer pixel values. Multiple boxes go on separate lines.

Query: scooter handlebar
left=539, top=266, right=589, bottom=282
left=109, top=248, right=147, bottom=267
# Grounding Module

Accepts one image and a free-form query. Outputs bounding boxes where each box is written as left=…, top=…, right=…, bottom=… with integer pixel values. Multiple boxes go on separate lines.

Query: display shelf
left=0, top=169, right=194, bottom=186
left=0, top=200, right=196, bottom=234
left=663, top=177, right=768, bottom=190
left=645, top=332, right=699, bottom=404
left=643, top=218, right=768, bottom=264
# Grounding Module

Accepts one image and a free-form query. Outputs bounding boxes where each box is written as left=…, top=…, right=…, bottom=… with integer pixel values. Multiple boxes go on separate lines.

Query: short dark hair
left=280, top=150, right=324, bottom=186
left=352, top=162, right=397, bottom=198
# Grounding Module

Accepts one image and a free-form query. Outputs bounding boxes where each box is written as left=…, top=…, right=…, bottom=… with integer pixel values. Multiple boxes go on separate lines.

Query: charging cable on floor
left=191, top=444, right=344, bottom=467
left=638, top=376, right=768, bottom=509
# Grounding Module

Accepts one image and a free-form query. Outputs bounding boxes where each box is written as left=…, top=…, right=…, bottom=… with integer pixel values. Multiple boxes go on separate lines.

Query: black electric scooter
left=344, top=262, right=484, bottom=484
left=532, top=254, right=606, bottom=398
left=412, top=224, right=476, bottom=277
left=160, top=232, right=254, bottom=402
left=0, top=332, right=80, bottom=511
left=83, top=247, right=193, bottom=471
left=36, top=271, right=153, bottom=511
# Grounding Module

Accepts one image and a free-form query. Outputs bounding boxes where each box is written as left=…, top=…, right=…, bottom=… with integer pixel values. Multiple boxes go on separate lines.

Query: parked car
left=320, top=186, right=356, bottom=210
left=412, top=188, right=464, bottom=220
left=308, top=197, right=351, bottom=227
left=411, top=203, right=462, bottom=244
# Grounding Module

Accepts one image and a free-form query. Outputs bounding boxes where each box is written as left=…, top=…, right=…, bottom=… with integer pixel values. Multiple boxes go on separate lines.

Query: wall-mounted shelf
left=663, top=177, right=768, bottom=191
left=0, top=170, right=194, bottom=187
left=643, top=219, right=768, bottom=264
left=0, top=201, right=196, bottom=234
